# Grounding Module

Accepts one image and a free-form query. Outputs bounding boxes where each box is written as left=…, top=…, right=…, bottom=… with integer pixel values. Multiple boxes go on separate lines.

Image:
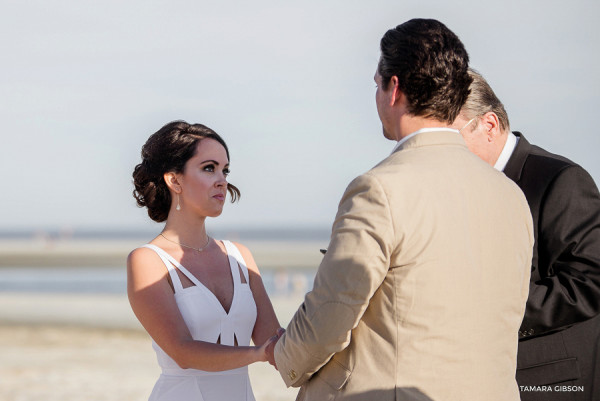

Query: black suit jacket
left=504, top=133, right=600, bottom=400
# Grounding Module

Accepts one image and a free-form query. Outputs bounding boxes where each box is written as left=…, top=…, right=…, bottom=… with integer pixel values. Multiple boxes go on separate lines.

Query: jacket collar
left=503, top=131, right=531, bottom=182
left=392, top=130, right=467, bottom=155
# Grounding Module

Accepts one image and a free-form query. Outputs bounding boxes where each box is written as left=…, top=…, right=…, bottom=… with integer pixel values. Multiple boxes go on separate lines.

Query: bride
left=128, top=120, right=282, bottom=400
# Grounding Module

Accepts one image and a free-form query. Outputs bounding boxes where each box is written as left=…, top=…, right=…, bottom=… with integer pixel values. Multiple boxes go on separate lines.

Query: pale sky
left=2, top=0, right=599, bottom=232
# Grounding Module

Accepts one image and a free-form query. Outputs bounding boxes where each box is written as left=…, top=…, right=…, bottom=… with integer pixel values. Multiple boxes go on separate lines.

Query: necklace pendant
left=159, top=233, right=211, bottom=253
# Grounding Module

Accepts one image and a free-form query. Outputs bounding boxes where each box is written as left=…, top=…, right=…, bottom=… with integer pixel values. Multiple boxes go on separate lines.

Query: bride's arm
left=234, top=243, right=283, bottom=346
left=127, top=247, right=276, bottom=371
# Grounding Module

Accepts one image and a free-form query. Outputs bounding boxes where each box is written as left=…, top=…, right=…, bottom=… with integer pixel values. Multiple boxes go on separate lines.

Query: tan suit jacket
left=274, top=130, right=534, bottom=401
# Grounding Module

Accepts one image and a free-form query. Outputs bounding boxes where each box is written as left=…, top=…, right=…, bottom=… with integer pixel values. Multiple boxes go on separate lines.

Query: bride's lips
left=213, top=194, right=225, bottom=201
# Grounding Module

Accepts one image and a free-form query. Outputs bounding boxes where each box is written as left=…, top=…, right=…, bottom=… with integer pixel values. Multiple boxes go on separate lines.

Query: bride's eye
left=203, top=164, right=215, bottom=172
left=223, top=168, right=230, bottom=176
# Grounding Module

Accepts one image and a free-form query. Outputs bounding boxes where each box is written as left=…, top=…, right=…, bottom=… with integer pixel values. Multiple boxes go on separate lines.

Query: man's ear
left=163, top=172, right=182, bottom=193
left=480, top=112, right=501, bottom=142
left=389, top=76, right=402, bottom=106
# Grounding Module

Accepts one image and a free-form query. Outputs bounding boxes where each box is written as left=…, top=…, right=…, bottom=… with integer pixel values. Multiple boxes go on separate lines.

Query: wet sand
left=0, top=238, right=325, bottom=270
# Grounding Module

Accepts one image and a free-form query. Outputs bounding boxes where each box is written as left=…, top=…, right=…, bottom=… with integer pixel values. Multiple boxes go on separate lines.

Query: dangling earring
left=176, top=193, right=181, bottom=211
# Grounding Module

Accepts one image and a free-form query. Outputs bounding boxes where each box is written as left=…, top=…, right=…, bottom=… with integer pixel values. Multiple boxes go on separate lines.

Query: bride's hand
left=258, top=328, right=286, bottom=368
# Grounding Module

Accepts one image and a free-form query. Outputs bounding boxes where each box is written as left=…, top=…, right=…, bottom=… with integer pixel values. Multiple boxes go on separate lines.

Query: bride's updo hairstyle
left=132, top=120, right=241, bottom=222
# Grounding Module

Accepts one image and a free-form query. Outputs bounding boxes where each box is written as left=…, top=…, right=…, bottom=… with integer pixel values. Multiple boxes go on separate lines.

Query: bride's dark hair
left=132, top=120, right=240, bottom=222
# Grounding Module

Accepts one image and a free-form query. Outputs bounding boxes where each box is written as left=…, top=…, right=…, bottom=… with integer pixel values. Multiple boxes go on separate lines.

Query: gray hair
left=461, top=69, right=510, bottom=132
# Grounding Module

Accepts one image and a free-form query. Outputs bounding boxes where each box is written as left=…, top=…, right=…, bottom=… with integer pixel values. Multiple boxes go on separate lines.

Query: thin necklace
left=159, top=233, right=211, bottom=252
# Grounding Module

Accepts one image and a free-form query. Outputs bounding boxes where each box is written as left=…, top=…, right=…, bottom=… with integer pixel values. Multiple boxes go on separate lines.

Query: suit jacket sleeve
left=274, top=173, right=394, bottom=387
left=521, top=164, right=600, bottom=337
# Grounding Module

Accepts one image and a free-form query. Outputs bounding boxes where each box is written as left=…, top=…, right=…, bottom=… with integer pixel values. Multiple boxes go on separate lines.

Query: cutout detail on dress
left=237, top=262, right=248, bottom=284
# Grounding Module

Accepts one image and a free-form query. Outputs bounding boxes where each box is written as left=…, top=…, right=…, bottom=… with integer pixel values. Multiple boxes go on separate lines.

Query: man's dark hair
left=378, top=18, right=472, bottom=124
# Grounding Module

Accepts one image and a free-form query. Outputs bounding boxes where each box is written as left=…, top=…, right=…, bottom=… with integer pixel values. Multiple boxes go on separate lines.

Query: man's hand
left=265, top=328, right=286, bottom=369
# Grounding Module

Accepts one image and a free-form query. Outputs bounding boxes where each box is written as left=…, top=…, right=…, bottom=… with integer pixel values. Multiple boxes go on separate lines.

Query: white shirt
left=494, top=132, right=519, bottom=172
left=391, top=127, right=459, bottom=154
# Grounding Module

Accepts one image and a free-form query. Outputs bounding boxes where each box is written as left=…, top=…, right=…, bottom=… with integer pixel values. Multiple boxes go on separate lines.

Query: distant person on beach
left=454, top=69, right=600, bottom=401
left=127, top=121, right=283, bottom=401
left=268, top=19, right=534, bottom=401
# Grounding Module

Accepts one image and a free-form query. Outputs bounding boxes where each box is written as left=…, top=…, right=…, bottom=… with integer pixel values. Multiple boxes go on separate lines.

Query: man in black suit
left=454, top=69, right=600, bottom=400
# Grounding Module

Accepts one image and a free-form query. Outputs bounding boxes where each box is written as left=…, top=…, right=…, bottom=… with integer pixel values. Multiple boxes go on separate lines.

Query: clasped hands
left=258, top=327, right=285, bottom=369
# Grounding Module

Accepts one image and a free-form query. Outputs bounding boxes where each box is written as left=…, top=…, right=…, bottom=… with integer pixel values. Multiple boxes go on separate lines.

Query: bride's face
left=178, top=138, right=231, bottom=218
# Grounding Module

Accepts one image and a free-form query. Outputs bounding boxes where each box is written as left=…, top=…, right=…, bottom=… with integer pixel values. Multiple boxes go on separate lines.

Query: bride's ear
left=163, top=172, right=182, bottom=193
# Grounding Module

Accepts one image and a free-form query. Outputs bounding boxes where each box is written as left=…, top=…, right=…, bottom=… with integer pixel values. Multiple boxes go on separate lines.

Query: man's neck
left=396, top=116, right=453, bottom=141
left=488, top=132, right=509, bottom=165
left=492, top=131, right=518, bottom=171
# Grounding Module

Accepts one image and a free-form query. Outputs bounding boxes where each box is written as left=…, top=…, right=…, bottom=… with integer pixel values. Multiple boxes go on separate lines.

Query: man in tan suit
left=269, top=19, right=534, bottom=401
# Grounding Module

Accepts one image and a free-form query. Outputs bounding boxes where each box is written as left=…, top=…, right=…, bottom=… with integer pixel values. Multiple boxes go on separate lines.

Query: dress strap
left=222, top=240, right=250, bottom=284
left=140, top=244, right=185, bottom=293
left=141, top=244, right=206, bottom=290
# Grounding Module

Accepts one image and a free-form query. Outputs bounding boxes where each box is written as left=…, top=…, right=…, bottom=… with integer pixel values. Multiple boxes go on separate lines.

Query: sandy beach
left=0, top=293, right=305, bottom=401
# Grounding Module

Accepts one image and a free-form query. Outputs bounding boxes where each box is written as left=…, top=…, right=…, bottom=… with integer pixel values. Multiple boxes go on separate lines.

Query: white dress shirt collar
left=391, top=127, right=459, bottom=154
left=494, top=132, right=519, bottom=171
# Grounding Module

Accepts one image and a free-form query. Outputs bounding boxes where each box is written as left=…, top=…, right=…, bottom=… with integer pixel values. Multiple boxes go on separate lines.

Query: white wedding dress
left=141, top=240, right=258, bottom=401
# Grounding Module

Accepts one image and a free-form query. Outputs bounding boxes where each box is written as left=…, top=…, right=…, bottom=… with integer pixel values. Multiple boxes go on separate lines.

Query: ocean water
left=0, top=228, right=327, bottom=296
left=0, top=267, right=126, bottom=294
left=0, top=266, right=315, bottom=296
